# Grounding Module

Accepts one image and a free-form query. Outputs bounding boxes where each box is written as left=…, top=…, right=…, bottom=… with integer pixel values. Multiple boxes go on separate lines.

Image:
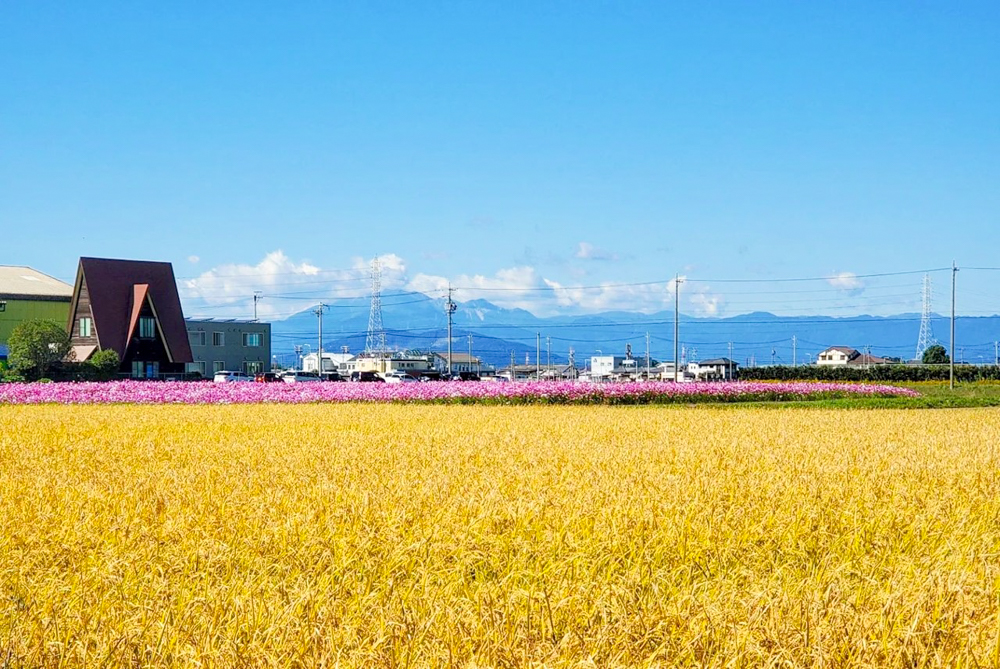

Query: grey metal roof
left=0, top=266, right=73, bottom=300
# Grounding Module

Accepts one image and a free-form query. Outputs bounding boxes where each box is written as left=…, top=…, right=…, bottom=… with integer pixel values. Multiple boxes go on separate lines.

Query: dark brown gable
left=68, top=271, right=98, bottom=346
left=72, top=257, right=193, bottom=364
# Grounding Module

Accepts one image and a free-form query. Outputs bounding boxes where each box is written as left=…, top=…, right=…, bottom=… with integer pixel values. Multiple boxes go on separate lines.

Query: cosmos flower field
left=0, top=379, right=917, bottom=405
left=2, top=403, right=999, bottom=666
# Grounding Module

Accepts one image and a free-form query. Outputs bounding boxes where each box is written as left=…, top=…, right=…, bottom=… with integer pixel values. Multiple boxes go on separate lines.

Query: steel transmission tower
left=915, top=273, right=935, bottom=361
left=365, top=256, right=386, bottom=355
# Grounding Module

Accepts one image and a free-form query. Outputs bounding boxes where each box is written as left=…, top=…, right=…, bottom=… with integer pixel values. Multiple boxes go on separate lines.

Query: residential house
left=345, top=354, right=431, bottom=377
left=846, top=351, right=893, bottom=367
left=540, top=364, right=579, bottom=381
left=590, top=355, right=651, bottom=380
left=185, top=318, right=271, bottom=377
left=652, top=361, right=692, bottom=381
left=689, top=358, right=739, bottom=380
left=816, top=346, right=858, bottom=366
left=0, top=266, right=73, bottom=359
left=302, top=352, right=354, bottom=374
left=66, top=257, right=193, bottom=378
left=430, top=352, right=493, bottom=376
left=816, top=346, right=891, bottom=367
left=498, top=364, right=541, bottom=381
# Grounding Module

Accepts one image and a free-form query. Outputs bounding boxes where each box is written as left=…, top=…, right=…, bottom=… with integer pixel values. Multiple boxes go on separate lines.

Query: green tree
left=922, top=344, right=949, bottom=365
left=8, top=319, right=72, bottom=380
left=88, top=349, right=121, bottom=381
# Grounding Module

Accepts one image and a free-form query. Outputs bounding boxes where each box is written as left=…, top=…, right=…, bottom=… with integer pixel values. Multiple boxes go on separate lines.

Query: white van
left=281, top=371, right=323, bottom=383
left=213, top=370, right=251, bottom=383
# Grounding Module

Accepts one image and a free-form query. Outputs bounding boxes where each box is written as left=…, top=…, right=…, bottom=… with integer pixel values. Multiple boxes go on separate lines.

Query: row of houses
left=301, top=351, right=493, bottom=378
left=1, top=259, right=271, bottom=378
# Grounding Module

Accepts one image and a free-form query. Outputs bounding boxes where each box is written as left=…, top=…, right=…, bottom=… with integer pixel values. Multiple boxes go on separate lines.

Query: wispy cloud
left=575, top=242, right=621, bottom=262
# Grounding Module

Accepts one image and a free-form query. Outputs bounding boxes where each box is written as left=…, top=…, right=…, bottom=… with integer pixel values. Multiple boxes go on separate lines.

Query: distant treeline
left=739, top=364, right=1000, bottom=383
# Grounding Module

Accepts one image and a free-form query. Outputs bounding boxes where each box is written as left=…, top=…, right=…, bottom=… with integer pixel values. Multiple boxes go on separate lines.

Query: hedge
left=738, top=364, right=1000, bottom=383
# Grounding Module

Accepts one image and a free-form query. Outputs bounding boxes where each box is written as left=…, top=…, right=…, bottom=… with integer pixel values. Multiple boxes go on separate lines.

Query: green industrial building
left=0, top=266, right=73, bottom=360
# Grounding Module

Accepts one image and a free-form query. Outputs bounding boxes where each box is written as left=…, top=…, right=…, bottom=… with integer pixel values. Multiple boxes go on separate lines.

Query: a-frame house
left=67, top=257, right=193, bottom=378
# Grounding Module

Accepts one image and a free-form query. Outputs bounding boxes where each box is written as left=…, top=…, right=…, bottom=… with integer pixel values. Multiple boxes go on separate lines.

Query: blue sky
left=2, top=2, right=998, bottom=319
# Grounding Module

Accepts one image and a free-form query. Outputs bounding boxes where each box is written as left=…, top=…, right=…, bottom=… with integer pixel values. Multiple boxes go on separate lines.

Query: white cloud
left=181, top=251, right=406, bottom=319
left=180, top=251, right=724, bottom=320
left=690, top=291, right=723, bottom=316
left=187, top=255, right=200, bottom=264
left=408, top=266, right=543, bottom=311
left=575, top=242, right=620, bottom=261
left=827, top=271, right=865, bottom=295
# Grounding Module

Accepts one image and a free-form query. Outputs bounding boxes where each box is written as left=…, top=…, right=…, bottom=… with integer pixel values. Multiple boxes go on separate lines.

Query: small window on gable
left=139, top=317, right=155, bottom=339
left=80, top=317, right=92, bottom=338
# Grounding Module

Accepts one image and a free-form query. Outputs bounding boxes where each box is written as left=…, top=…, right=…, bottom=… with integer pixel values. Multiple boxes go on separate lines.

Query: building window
left=242, top=332, right=262, bottom=347
left=131, top=361, right=159, bottom=378
left=189, top=331, right=206, bottom=347
left=186, top=361, right=206, bottom=377
left=213, top=361, right=225, bottom=373
left=212, top=332, right=225, bottom=346
left=0, top=301, right=5, bottom=312
left=80, top=317, right=92, bottom=338
left=244, top=361, right=263, bottom=374
left=139, top=317, right=155, bottom=339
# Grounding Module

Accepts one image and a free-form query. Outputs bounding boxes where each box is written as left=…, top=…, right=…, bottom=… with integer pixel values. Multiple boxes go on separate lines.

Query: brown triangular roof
left=70, top=257, right=193, bottom=363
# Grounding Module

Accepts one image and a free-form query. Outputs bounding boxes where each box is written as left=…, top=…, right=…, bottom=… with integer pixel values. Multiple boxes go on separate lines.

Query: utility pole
left=510, top=350, right=515, bottom=382
left=294, top=345, right=303, bottom=371
left=673, top=274, right=682, bottom=383
left=569, top=347, right=576, bottom=379
left=546, top=336, right=551, bottom=376
left=792, top=335, right=797, bottom=367
left=995, top=341, right=998, bottom=367
left=951, top=262, right=958, bottom=390
left=446, top=285, right=457, bottom=377
left=467, top=333, right=474, bottom=376
left=536, top=332, right=541, bottom=381
left=645, top=332, right=650, bottom=380
left=728, top=342, right=734, bottom=380
left=314, top=303, right=327, bottom=374
left=253, top=291, right=263, bottom=322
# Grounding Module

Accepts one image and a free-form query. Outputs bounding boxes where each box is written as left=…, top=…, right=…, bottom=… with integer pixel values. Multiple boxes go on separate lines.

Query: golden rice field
left=3, top=405, right=1000, bottom=667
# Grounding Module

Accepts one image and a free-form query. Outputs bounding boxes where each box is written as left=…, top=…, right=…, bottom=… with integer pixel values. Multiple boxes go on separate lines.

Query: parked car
left=320, top=372, right=344, bottom=382
left=281, top=371, right=322, bottom=383
left=214, top=370, right=251, bottom=383
left=254, top=372, right=281, bottom=383
left=384, top=371, right=418, bottom=384
left=349, top=371, right=384, bottom=383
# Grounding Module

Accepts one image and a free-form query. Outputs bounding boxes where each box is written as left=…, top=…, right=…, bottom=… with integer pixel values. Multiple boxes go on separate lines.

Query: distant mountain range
left=269, top=290, right=1000, bottom=368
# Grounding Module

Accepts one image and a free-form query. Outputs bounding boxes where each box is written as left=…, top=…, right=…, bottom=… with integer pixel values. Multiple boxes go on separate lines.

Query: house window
left=213, top=361, right=225, bottom=373
left=242, top=332, right=262, bottom=347
left=186, top=361, right=206, bottom=376
left=0, top=301, right=5, bottom=312
left=189, top=331, right=206, bottom=347
left=139, top=317, right=155, bottom=339
left=80, top=317, right=92, bottom=337
left=244, top=361, right=263, bottom=374
left=131, top=361, right=159, bottom=378
left=212, top=332, right=225, bottom=346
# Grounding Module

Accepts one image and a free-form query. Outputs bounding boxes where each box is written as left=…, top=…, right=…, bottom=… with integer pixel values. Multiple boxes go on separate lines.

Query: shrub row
left=739, top=364, right=1000, bottom=383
